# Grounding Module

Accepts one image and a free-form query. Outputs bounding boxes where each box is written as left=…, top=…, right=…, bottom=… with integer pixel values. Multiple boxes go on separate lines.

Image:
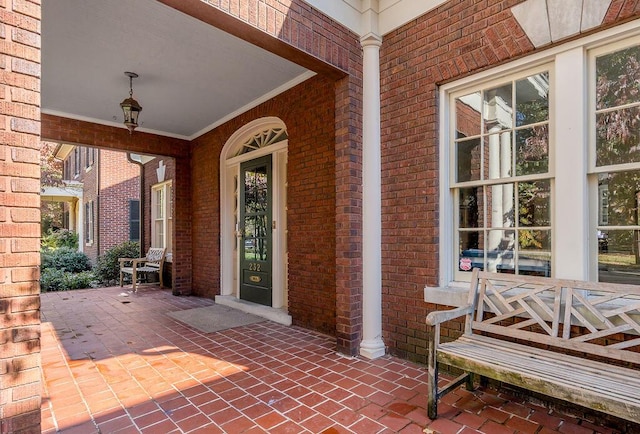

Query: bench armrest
left=119, top=257, right=147, bottom=269
left=426, top=304, right=474, bottom=326
left=119, top=257, right=144, bottom=263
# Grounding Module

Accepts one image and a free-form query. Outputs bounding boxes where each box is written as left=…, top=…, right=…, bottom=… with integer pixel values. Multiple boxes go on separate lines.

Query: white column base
left=359, top=338, right=385, bottom=359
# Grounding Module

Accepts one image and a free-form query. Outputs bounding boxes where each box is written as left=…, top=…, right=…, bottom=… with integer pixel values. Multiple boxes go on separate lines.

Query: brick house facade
left=2, top=0, right=640, bottom=431
left=57, top=145, right=141, bottom=264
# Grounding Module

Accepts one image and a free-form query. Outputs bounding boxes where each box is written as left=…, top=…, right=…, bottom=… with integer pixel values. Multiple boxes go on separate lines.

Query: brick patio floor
left=40, top=286, right=628, bottom=433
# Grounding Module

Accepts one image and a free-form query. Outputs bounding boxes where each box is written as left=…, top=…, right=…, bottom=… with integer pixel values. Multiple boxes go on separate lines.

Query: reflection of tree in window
left=595, top=45, right=640, bottom=283
left=596, top=46, right=640, bottom=167
left=244, top=167, right=268, bottom=261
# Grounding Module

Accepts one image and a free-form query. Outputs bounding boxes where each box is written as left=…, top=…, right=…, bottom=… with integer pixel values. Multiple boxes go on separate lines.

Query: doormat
left=167, top=304, right=265, bottom=333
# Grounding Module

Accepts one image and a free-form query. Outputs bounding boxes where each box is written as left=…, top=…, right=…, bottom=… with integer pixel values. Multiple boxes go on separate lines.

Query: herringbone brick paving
left=40, top=286, right=627, bottom=433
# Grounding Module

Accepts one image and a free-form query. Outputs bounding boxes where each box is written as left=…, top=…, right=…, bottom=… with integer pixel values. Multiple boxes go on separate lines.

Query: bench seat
left=426, top=269, right=640, bottom=424
left=438, top=334, right=640, bottom=423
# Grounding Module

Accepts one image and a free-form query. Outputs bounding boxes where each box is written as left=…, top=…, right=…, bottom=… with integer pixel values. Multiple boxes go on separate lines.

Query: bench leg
left=479, top=375, right=488, bottom=388
left=119, top=270, right=123, bottom=287
left=132, top=268, right=137, bottom=293
left=427, top=324, right=439, bottom=420
left=466, top=372, right=475, bottom=391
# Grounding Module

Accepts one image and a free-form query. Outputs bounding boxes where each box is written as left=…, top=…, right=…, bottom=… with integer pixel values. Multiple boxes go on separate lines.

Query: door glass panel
left=244, top=215, right=268, bottom=261
left=239, top=155, right=273, bottom=306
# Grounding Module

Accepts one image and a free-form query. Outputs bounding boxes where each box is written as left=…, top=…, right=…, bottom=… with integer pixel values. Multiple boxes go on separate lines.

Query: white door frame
left=219, top=117, right=288, bottom=309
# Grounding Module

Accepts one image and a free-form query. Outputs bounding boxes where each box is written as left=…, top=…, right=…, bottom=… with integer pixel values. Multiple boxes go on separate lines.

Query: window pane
left=515, top=125, right=548, bottom=175
left=515, top=72, right=549, bottom=126
left=486, top=183, right=515, bottom=228
left=595, top=106, right=640, bottom=166
left=485, top=132, right=512, bottom=180
left=518, top=229, right=551, bottom=276
left=486, top=229, right=515, bottom=273
left=598, top=229, right=640, bottom=284
left=456, top=138, right=481, bottom=182
left=459, top=231, right=484, bottom=273
left=519, top=180, right=551, bottom=227
left=596, top=45, right=640, bottom=110
left=598, top=171, right=640, bottom=226
left=459, top=187, right=482, bottom=228
left=484, top=84, right=513, bottom=133
left=455, top=92, right=481, bottom=138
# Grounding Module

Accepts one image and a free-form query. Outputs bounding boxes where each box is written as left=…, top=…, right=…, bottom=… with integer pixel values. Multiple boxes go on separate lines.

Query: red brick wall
left=41, top=117, right=193, bottom=295
left=41, top=0, right=363, bottom=348
left=0, top=1, right=43, bottom=431
left=98, top=149, right=140, bottom=256
left=379, top=0, right=640, bottom=363
left=191, top=75, right=338, bottom=335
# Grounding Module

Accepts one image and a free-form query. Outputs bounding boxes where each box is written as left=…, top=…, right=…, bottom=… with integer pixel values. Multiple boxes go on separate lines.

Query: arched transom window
left=234, top=127, right=288, bottom=157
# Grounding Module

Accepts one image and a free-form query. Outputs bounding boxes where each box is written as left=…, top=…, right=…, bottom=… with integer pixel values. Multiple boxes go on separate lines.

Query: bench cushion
left=438, top=334, right=640, bottom=423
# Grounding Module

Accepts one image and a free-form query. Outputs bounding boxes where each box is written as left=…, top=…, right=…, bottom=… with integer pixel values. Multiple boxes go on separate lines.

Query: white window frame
left=151, top=180, right=172, bottom=255
left=74, top=148, right=81, bottom=178
left=84, top=200, right=94, bottom=246
left=438, top=22, right=640, bottom=288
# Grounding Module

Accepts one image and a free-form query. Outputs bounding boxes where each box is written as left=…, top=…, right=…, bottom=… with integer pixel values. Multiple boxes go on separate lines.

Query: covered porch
left=40, top=286, right=620, bottom=434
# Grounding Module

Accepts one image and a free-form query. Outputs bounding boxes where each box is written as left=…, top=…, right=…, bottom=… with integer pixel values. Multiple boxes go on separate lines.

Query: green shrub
left=40, top=269, right=95, bottom=292
left=94, top=241, right=140, bottom=285
left=41, top=229, right=79, bottom=250
left=40, top=268, right=65, bottom=292
left=41, top=247, right=92, bottom=273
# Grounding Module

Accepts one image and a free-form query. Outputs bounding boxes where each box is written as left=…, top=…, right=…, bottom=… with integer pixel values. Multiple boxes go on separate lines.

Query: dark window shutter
left=129, top=199, right=140, bottom=241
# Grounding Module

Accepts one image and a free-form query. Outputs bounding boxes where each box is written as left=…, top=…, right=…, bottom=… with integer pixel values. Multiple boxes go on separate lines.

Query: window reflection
left=597, top=171, right=640, bottom=284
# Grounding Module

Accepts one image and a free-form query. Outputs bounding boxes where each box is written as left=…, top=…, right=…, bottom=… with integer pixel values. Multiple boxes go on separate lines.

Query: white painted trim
left=360, top=35, right=385, bottom=360
left=42, top=71, right=315, bottom=141
left=192, top=71, right=315, bottom=140
left=301, top=0, right=362, bottom=34
left=40, top=109, right=191, bottom=140
left=378, top=0, right=447, bottom=36
left=220, top=117, right=289, bottom=311
left=301, top=0, right=448, bottom=36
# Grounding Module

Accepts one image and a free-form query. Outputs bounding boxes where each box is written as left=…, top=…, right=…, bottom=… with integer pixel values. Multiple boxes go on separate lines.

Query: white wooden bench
left=426, top=268, right=640, bottom=424
left=119, top=247, right=166, bottom=293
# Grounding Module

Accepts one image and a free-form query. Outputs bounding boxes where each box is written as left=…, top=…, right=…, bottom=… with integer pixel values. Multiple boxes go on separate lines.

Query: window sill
left=424, top=285, right=470, bottom=307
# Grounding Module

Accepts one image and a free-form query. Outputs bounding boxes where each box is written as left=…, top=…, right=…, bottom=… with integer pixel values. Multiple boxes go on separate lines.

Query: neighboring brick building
left=2, top=1, right=640, bottom=431
left=55, top=144, right=141, bottom=263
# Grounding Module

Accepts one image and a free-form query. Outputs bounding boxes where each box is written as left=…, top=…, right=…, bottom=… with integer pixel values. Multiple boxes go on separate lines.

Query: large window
left=442, top=31, right=640, bottom=285
left=592, top=42, right=640, bottom=284
left=451, top=68, right=551, bottom=281
left=84, top=200, right=94, bottom=245
left=151, top=181, right=172, bottom=254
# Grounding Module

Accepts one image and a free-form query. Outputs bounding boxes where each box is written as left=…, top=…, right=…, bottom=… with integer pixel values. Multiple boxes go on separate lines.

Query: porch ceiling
left=41, top=0, right=311, bottom=141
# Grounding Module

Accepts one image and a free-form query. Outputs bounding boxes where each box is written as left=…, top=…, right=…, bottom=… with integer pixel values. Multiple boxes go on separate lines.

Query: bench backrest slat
left=471, top=271, right=640, bottom=365
left=145, top=247, right=165, bottom=263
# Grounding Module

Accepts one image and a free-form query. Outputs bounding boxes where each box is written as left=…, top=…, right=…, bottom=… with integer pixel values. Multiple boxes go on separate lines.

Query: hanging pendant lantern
left=120, top=72, right=142, bottom=134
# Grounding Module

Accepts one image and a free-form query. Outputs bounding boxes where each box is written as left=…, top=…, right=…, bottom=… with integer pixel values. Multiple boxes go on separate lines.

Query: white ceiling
left=41, top=0, right=312, bottom=140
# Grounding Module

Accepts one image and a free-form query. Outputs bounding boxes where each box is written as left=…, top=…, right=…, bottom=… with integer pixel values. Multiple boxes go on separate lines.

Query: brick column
left=0, top=1, right=43, bottom=433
